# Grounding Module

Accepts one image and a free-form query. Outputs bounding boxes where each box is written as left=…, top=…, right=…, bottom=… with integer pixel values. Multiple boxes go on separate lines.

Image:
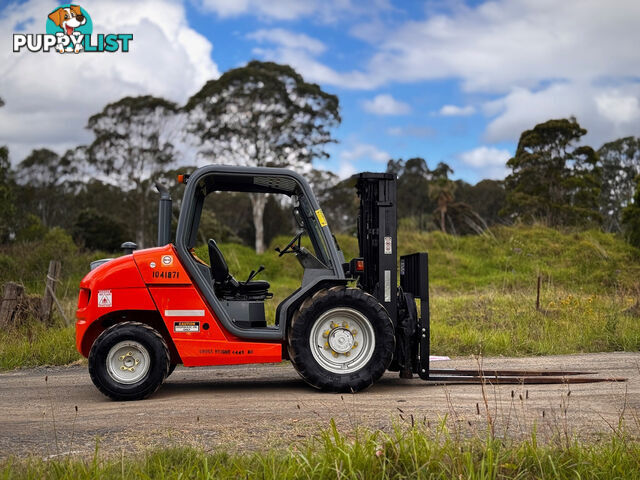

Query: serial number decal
left=174, top=321, right=200, bottom=333
left=199, top=349, right=254, bottom=355
left=152, top=270, right=180, bottom=279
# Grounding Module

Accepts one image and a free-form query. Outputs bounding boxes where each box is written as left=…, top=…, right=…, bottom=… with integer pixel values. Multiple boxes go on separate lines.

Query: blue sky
left=183, top=1, right=513, bottom=182
left=2, top=0, right=640, bottom=184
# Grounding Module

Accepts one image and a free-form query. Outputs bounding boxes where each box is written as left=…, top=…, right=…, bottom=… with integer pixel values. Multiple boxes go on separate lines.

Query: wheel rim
left=309, top=307, right=376, bottom=374
left=106, top=340, right=151, bottom=384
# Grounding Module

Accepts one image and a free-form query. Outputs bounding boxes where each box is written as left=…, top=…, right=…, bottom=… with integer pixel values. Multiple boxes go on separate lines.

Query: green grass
left=3, top=422, right=640, bottom=479
left=200, top=224, right=640, bottom=297
left=431, top=290, right=640, bottom=356
left=1, top=225, right=640, bottom=370
left=0, top=321, right=80, bottom=370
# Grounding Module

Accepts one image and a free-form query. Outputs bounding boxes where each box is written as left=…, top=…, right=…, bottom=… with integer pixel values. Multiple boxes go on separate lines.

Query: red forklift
left=76, top=166, right=430, bottom=400
left=76, top=165, right=616, bottom=400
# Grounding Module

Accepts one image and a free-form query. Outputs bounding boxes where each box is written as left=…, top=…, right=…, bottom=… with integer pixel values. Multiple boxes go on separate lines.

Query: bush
left=0, top=227, right=104, bottom=294
left=14, top=214, right=47, bottom=242
left=73, top=208, right=128, bottom=251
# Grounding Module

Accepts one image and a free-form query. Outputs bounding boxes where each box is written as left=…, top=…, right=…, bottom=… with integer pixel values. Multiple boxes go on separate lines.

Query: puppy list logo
left=13, top=4, right=133, bottom=54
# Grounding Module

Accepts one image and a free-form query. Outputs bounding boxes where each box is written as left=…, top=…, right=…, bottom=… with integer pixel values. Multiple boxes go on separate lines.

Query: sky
left=2, top=0, right=640, bottom=184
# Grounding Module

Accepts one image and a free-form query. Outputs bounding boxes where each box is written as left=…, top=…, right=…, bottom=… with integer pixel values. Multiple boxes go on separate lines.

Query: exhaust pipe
left=155, top=183, right=172, bottom=246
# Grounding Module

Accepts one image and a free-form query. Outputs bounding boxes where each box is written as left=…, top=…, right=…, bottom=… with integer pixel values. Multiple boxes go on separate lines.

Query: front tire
left=288, top=287, right=394, bottom=392
left=88, top=321, right=169, bottom=401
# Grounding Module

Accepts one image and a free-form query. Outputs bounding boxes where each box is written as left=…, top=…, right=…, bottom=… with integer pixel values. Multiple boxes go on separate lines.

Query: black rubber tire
left=88, top=321, right=170, bottom=401
left=167, top=363, right=177, bottom=378
left=287, top=286, right=395, bottom=393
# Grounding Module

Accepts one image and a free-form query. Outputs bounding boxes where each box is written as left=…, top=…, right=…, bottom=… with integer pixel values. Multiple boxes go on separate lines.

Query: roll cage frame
left=174, top=165, right=347, bottom=341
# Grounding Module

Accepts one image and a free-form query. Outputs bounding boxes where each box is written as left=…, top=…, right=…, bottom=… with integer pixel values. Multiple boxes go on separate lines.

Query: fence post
left=41, top=260, right=61, bottom=323
left=0, top=283, right=25, bottom=328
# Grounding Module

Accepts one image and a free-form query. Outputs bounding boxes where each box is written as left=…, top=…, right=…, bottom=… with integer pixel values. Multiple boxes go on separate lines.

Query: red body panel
left=75, top=245, right=282, bottom=366
left=76, top=255, right=156, bottom=354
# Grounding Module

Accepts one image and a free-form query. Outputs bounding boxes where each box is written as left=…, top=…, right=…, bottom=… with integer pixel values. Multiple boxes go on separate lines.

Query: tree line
left=1, top=61, right=639, bottom=254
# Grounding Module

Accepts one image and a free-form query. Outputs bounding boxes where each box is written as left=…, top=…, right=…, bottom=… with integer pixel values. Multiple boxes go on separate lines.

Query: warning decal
left=174, top=321, right=200, bottom=333
left=315, top=209, right=327, bottom=227
left=97, top=290, right=112, bottom=308
left=384, top=236, right=392, bottom=255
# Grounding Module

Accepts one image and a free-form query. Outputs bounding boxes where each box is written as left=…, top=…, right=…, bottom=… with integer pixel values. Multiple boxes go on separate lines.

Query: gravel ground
left=0, top=352, right=638, bottom=459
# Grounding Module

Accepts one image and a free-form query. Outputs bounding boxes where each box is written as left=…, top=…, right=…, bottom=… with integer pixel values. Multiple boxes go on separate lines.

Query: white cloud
left=439, top=104, right=475, bottom=116
left=459, top=146, right=511, bottom=180
left=337, top=161, right=356, bottom=179
left=340, top=143, right=390, bottom=163
left=362, top=94, right=410, bottom=115
left=248, top=29, right=326, bottom=55
left=198, top=0, right=392, bottom=22
left=0, top=0, right=219, bottom=164
left=246, top=41, right=378, bottom=89
left=484, top=82, right=640, bottom=147
left=365, top=0, right=640, bottom=93
left=248, top=0, right=640, bottom=92
left=460, top=146, right=511, bottom=167
left=595, top=92, right=640, bottom=125
left=199, top=0, right=314, bottom=20
left=245, top=0, right=640, bottom=146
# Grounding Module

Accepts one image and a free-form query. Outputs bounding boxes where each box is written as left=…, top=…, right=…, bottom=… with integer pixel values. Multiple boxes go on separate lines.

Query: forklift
left=76, top=165, right=620, bottom=400
left=76, top=165, right=429, bottom=400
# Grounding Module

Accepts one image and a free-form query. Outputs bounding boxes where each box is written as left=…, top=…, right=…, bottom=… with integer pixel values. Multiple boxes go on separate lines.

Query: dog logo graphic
left=13, top=4, right=132, bottom=54
left=46, top=4, right=92, bottom=54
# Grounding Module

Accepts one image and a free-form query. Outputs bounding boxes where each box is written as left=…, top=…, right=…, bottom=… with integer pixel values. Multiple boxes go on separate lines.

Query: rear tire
left=88, top=321, right=169, bottom=401
left=287, top=287, right=394, bottom=392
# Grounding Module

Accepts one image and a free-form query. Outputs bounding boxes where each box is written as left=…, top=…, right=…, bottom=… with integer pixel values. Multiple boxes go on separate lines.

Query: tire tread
left=88, top=321, right=169, bottom=401
left=288, top=287, right=394, bottom=393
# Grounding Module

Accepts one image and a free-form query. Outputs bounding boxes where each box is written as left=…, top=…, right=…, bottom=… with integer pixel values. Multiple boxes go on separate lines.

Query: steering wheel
left=276, top=230, right=304, bottom=257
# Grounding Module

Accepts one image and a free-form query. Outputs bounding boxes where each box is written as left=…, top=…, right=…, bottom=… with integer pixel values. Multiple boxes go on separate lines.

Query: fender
left=76, top=255, right=157, bottom=356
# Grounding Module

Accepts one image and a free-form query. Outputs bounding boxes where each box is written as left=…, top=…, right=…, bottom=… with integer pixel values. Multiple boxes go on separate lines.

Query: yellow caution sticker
left=315, top=209, right=328, bottom=227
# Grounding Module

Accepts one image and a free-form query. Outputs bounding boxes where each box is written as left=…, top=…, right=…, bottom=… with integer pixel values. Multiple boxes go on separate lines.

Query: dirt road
left=1, top=352, right=638, bottom=458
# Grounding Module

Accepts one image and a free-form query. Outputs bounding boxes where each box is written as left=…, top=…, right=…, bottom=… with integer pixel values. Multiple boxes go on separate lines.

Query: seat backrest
left=208, top=239, right=229, bottom=283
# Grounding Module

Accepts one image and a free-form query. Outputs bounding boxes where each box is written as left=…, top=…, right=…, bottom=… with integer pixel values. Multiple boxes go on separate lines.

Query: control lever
left=244, top=265, right=264, bottom=284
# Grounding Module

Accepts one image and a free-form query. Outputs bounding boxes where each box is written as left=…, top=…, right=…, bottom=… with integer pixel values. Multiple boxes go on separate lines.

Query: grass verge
left=431, top=290, right=640, bottom=356
left=0, top=321, right=80, bottom=370
left=2, top=422, right=640, bottom=479
left=2, top=225, right=640, bottom=370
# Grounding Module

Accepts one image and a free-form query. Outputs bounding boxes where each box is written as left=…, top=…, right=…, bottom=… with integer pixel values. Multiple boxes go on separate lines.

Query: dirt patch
left=0, top=352, right=638, bottom=458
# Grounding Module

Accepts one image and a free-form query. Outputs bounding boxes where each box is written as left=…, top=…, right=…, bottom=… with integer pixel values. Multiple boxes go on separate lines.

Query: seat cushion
left=237, top=280, right=270, bottom=294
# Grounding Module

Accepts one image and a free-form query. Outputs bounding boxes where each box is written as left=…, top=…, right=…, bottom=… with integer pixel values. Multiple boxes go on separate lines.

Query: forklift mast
left=354, top=173, right=430, bottom=379
left=355, top=173, right=398, bottom=324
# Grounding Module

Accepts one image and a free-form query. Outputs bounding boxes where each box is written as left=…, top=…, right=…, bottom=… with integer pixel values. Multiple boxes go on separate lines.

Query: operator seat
left=207, top=239, right=270, bottom=299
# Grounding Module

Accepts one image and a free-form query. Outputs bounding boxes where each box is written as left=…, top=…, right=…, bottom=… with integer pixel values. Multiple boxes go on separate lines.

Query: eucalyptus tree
left=429, top=162, right=456, bottom=233
left=184, top=61, right=340, bottom=253
left=598, top=137, right=640, bottom=232
left=84, top=95, right=180, bottom=247
left=0, top=144, right=14, bottom=243
left=0, top=97, right=14, bottom=242
left=15, top=148, right=78, bottom=229
left=387, top=157, right=433, bottom=230
left=622, top=175, right=640, bottom=248
left=502, top=118, right=601, bottom=226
